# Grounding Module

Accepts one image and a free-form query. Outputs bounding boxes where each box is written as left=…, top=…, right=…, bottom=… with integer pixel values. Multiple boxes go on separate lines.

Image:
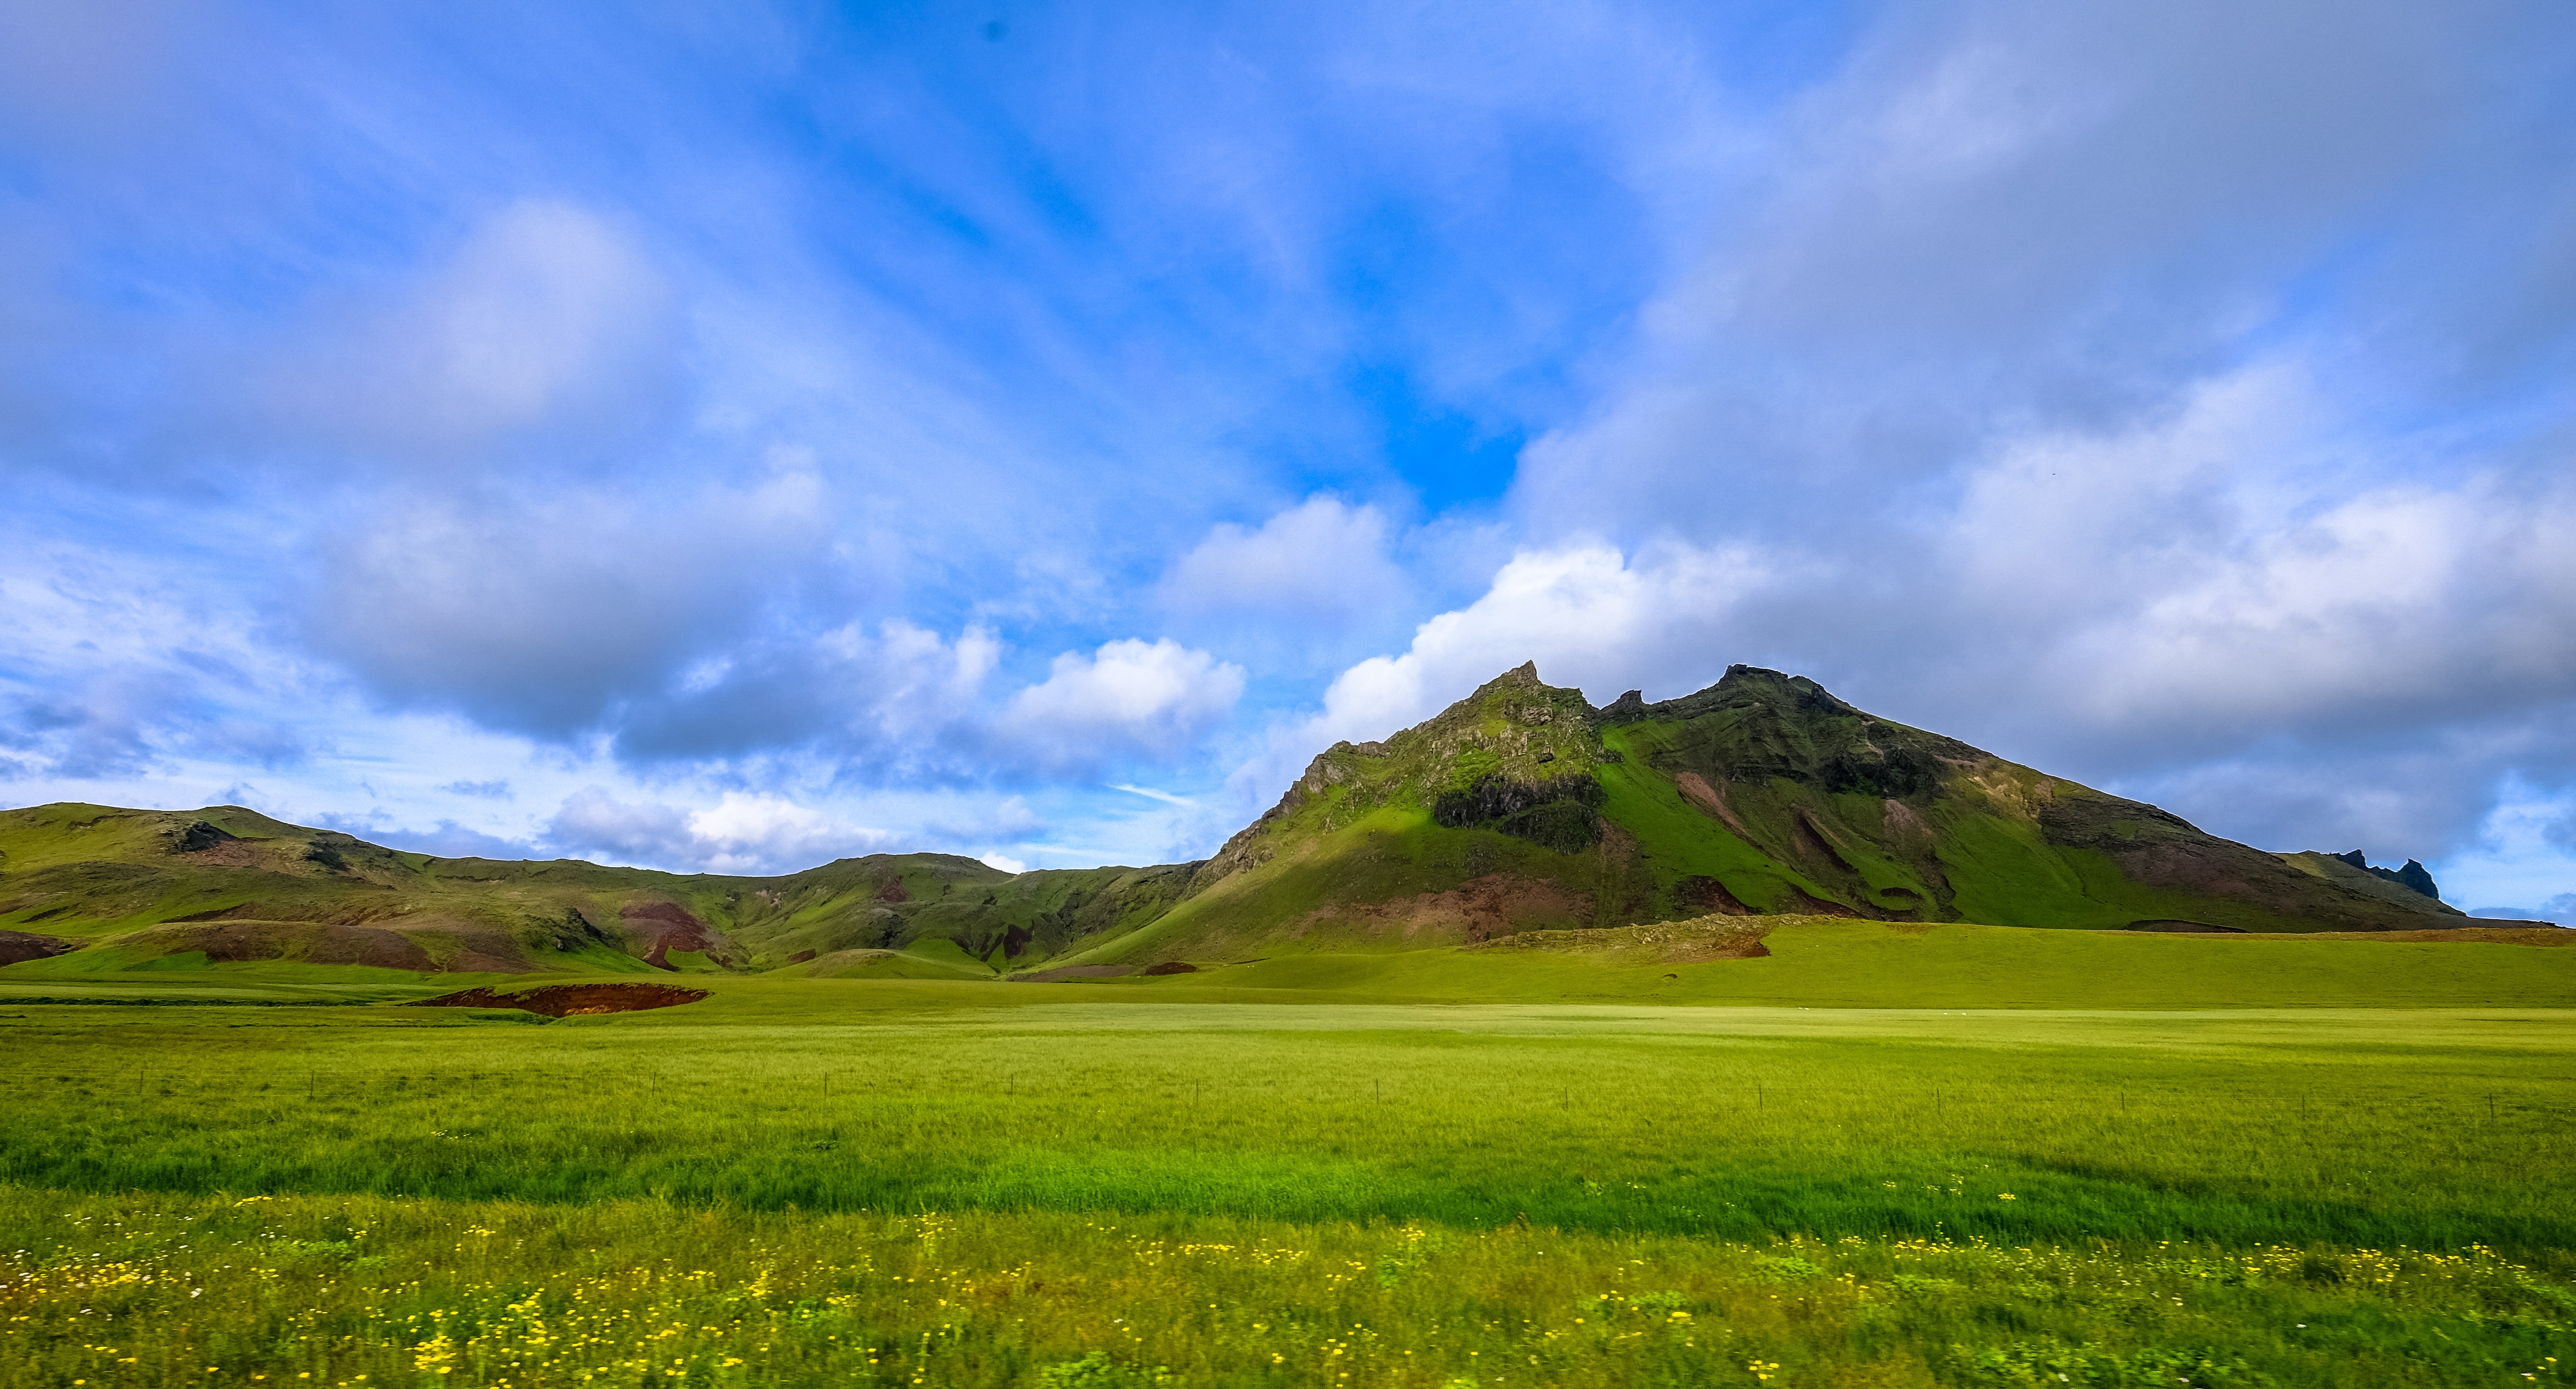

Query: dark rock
left=174, top=820, right=235, bottom=853
left=1433, top=773, right=1606, bottom=830
left=0, top=931, right=74, bottom=965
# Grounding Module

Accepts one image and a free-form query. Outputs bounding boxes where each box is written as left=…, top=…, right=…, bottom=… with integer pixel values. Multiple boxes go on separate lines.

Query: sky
left=4, top=1, right=2575, bottom=920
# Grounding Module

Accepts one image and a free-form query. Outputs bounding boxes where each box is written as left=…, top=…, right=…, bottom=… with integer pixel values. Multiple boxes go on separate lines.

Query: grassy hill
left=0, top=662, right=2535, bottom=985
left=1051, top=663, right=2490, bottom=969
left=0, top=802, right=1189, bottom=979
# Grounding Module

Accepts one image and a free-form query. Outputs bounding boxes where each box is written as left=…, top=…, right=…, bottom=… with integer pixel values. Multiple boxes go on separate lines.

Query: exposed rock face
left=174, top=820, right=236, bottom=853
left=1432, top=773, right=1607, bottom=852
left=0, top=931, right=73, bottom=965
left=2334, top=850, right=2445, bottom=902
left=1153, top=659, right=2486, bottom=945
left=2386, top=858, right=2441, bottom=899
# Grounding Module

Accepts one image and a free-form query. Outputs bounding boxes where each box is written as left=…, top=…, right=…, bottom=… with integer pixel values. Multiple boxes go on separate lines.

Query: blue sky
left=4, top=0, right=2575, bottom=919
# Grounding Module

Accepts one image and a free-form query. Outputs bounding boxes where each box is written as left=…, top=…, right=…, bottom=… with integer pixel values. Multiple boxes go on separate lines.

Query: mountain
left=0, top=802, right=1190, bottom=979
left=0, top=663, right=2504, bottom=982
left=1051, top=663, right=2476, bottom=966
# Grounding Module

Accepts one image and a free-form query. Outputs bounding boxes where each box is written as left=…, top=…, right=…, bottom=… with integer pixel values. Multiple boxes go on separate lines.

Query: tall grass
left=3, top=1002, right=2571, bottom=1252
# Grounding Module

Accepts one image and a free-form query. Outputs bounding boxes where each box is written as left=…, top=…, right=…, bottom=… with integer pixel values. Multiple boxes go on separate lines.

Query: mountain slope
left=1060, top=663, right=2478, bottom=966
left=0, top=662, right=2511, bottom=982
left=0, top=803, right=1192, bottom=978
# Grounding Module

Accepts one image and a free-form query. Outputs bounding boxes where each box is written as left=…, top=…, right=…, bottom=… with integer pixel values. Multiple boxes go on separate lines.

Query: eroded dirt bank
left=410, top=983, right=709, bottom=1017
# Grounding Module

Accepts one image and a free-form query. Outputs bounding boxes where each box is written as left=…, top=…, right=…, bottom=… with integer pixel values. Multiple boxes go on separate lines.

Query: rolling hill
left=0, top=663, right=2527, bottom=982
left=0, top=801, right=1189, bottom=980
left=1050, top=663, right=2486, bottom=968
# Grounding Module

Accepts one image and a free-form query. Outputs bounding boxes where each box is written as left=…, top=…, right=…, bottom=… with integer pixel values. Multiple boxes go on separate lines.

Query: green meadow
left=3, top=926, right=2574, bottom=1386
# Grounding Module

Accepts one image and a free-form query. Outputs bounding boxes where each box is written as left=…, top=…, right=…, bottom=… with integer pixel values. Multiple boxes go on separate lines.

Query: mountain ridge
left=0, top=662, right=2537, bottom=982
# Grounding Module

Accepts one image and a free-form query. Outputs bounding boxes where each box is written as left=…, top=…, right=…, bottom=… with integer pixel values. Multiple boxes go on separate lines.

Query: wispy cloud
left=1110, top=784, right=1198, bottom=808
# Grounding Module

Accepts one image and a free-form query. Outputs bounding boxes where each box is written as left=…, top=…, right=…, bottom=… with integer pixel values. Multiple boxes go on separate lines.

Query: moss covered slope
left=0, top=803, right=1193, bottom=979
left=0, top=662, right=2512, bottom=982
left=1065, top=663, right=2486, bottom=967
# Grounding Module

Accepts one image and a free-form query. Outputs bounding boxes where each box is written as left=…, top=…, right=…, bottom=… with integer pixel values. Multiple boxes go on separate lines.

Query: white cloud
left=1222, top=541, right=1770, bottom=812
left=1111, top=783, right=1197, bottom=807
left=978, top=851, right=1027, bottom=874
left=547, top=787, right=895, bottom=875
left=998, top=638, right=1246, bottom=772
left=1303, top=541, right=1768, bottom=744
left=1160, top=495, right=1406, bottom=621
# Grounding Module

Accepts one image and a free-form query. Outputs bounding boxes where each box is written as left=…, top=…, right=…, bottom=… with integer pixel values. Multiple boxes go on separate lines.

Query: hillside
left=1057, top=663, right=2491, bottom=967
left=0, top=802, right=1190, bottom=978
left=0, top=662, right=2527, bottom=983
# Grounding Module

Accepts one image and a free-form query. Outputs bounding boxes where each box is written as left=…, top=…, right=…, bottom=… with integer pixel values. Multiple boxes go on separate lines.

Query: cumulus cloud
left=301, top=468, right=828, bottom=738
left=1301, top=542, right=1769, bottom=744
left=545, top=787, right=896, bottom=875
left=1223, top=541, right=1768, bottom=812
left=997, top=639, right=1247, bottom=774
left=1160, top=496, right=1409, bottom=629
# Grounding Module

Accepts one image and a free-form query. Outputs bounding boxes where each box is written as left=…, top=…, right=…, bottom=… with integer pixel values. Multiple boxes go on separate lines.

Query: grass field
left=3, top=958, right=2574, bottom=1386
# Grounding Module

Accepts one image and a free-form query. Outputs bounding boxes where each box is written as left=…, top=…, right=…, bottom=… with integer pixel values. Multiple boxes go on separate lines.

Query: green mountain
left=1054, top=663, right=2476, bottom=967
left=0, top=802, right=1189, bottom=980
left=0, top=662, right=2501, bottom=983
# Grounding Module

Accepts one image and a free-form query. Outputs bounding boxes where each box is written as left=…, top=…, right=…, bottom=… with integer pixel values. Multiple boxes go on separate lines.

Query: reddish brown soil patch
left=135, top=921, right=446, bottom=970
left=620, top=900, right=724, bottom=970
left=182, top=841, right=272, bottom=868
left=1141, top=961, right=1198, bottom=975
left=167, top=900, right=407, bottom=927
left=874, top=877, right=912, bottom=904
left=411, top=983, right=708, bottom=1017
left=116, top=918, right=535, bottom=972
left=787, top=948, right=817, bottom=963
left=1881, top=797, right=1934, bottom=847
left=0, top=931, right=73, bottom=966
left=1673, top=772, right=1751, bottom=836
left=1317, top=873, right=1594, bottom=945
